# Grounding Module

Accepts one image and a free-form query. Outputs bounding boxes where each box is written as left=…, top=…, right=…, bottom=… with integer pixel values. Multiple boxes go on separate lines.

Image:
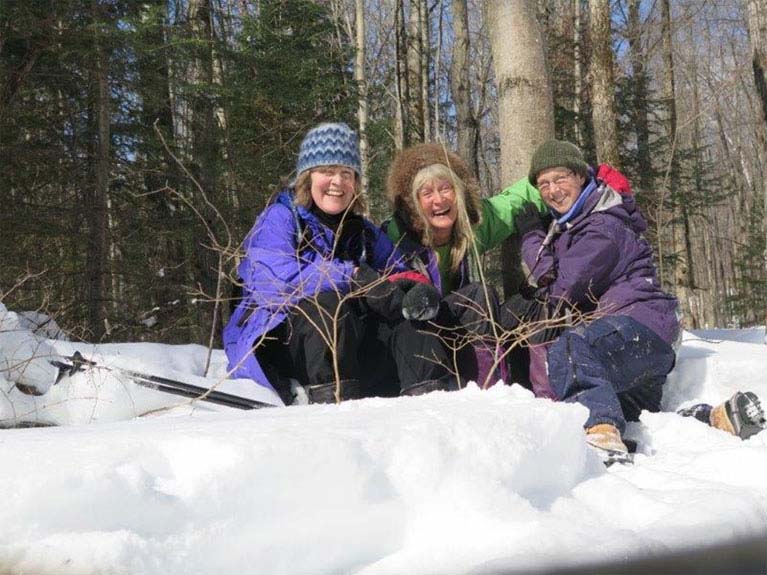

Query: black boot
left=400, top=375, right=460, bottom=397
left=305, top=379, right=362, bottom=404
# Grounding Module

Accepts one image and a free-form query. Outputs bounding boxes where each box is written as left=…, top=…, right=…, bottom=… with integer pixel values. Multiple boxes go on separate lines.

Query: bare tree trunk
left=355, top=0, right=370, bottom=198
left=588, top=0, right=620, bottom=168
left=419, top=0, right=431, bottom=141
left=573, top=0, right=583, bottom=146
left=188, top=0, right=223, bottom=343
left=137, top=0, right=188, bottom=331
left=87, top=1, right=110, bottom=340
left=661, top=0, right=693, bottom=326
left=434, top=0, right=444, bottom=140
left=628, top=0, right=652, bottom=194
left=745, top=0, right=767, bottom=329
left=452, top=0, right=479, bottom=176
left=406, top=0, right=426, bottom=143
left=485, top=0, right=555, bottom=296
left=486, top=0, right=554, bottom=184
left=394, top=0, right=407, bottom=149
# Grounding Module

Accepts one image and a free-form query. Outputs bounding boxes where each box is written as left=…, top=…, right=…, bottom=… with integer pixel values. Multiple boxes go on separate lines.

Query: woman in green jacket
left=383, top=143, right=544, bottom=393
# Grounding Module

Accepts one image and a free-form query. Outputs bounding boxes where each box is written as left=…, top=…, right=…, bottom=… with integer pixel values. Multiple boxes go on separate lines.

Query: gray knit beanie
left=528, top=139, right=589, bottom=186
left=296, top=122, right=361, bottom=178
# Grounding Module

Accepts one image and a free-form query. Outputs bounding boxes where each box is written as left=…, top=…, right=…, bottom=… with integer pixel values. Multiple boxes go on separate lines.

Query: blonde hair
left=293, top=168, right=367, bottom=215
left=411, top=163, right=476, bottom=272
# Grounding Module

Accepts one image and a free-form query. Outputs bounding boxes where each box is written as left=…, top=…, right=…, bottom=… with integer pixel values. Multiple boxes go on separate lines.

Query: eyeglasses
left=536, top=171, right=575, bottom=193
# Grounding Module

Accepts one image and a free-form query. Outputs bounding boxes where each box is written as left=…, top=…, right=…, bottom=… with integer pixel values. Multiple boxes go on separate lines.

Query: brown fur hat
left=386, top=143, right=482, bottom=242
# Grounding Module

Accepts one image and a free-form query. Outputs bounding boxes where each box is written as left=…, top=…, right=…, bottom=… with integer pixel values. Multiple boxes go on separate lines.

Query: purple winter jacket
left=223, top=190, right=408, bottom=392
left=521, top=181, right=680, bottom=347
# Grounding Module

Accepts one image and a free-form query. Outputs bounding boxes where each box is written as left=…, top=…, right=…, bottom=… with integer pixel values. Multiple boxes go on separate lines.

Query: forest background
left=2, top=0, right=766, bottom=348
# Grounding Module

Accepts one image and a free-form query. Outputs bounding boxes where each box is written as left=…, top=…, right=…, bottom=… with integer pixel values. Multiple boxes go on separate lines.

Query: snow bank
left=0, top=385, right=600, bottom=575
left=1, top=314, right=767, bottom=574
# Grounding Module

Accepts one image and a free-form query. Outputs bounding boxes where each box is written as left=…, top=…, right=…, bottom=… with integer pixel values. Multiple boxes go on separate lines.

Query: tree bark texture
left=628, top=0, right=652, bottom=195
left=745, top=0, right=767, bottom=329
left=406, top=0, right=427, bottom=144
left=485, top=0, right=554, bottom=296
left=661, top=0, right=693, bottom=327
left=588, top=0, right=620, bottom=168
left=451, top=0, right=479, bottom=176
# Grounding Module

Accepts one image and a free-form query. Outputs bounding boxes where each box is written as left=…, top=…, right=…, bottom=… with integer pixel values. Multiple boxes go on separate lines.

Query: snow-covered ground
left=1, top=306, right=766, bottom=575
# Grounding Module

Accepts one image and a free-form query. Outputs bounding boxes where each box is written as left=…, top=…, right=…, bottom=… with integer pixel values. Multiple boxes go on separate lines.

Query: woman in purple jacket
left=223, top=123, right=446, bottom=405
left=504, top=140, right=764, bottom=462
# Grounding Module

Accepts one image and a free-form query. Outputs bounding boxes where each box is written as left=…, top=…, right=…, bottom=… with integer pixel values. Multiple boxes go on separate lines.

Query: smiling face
left=535, top=167, right=586, bottom=214
left=309, top=165, right=357, bottom=215
left=416, top=178, right=458, bottom=245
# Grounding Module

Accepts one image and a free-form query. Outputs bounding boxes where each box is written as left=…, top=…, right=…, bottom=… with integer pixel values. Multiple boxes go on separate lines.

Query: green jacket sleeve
left=473, top=178, right=546, bottom=254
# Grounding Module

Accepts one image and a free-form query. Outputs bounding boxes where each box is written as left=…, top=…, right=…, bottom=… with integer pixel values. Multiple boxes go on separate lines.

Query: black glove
left=402, top=282, right=441, bottom=321
left=500, top=293, right=539, bottom=330
left=354, top=264, right=405, bottom=322
left=514, top=203, right=546, bottom=237
left=336, top=216, right=366, bottom=264
left=353, top=263, right=380, bottom=288
left=501, top=293, right=563, bottom=345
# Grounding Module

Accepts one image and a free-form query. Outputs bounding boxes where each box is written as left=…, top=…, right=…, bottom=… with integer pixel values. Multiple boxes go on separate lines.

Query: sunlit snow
left=0, top=303, right=765, bottom=575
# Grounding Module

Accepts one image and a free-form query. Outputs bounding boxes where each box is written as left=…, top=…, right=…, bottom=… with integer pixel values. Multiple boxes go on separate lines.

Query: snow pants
left=547, top=315, right=676, bottom=432
left=257, top=291, right=449, bottom=399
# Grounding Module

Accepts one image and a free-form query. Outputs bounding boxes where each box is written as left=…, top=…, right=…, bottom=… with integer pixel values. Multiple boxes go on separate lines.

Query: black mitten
left=514, top=203, right=546, bottom=237
left=402, top=283, right=441, bottom=321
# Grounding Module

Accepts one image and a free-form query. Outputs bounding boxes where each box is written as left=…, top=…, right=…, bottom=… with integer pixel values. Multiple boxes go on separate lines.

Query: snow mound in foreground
left=1, top=324, right=767, bottom=574
left=0, top=385, right=600, bottom=575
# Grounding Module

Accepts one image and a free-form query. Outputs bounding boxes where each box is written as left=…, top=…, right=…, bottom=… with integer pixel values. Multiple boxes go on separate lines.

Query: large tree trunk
left=485, top=0, right=554, bottom=296
left=86, top=1, right=111, bottom=340
left=451, top=0, right=479, bottom=176
left=745, top=0, right=767, bottom=330
left=588, top=0, right=620, bottom=168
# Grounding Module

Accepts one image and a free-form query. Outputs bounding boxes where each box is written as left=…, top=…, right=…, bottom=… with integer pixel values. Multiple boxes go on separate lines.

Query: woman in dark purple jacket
left=223, top=123, right=447, bottom=405
left=505, top=140, right=763, bottom=462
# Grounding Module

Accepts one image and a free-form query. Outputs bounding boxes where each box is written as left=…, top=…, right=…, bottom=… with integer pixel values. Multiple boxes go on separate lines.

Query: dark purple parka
left=223, top=190, right=407, bottom=393
left=521, top=181, right=680, bottom=347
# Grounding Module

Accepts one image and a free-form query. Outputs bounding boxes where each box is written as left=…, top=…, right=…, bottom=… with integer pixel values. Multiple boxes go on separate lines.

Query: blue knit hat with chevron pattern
left=296, top=122, right=361, bottom=178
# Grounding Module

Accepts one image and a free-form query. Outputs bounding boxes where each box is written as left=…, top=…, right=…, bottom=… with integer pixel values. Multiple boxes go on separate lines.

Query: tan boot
left=710, top=392, right=765, bottom=440
left=586, top=423, right=629, bottom=458
left=586, top=424, right=633, bottom=466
